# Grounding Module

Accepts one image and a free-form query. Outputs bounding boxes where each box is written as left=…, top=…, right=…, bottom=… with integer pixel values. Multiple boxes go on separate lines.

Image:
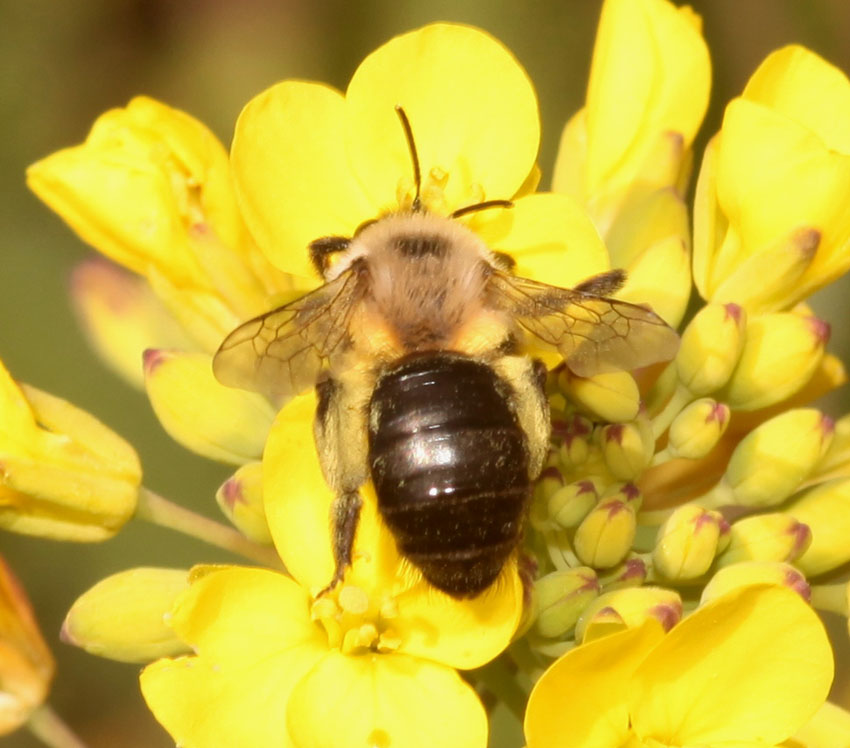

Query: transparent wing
left=213, top=268, right=365, bottom=402
left=486, top=271, right=679, bottom=377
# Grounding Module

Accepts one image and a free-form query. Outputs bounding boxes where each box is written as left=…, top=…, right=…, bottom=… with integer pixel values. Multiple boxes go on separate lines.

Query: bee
left=213, top=107, right=678, bottom=598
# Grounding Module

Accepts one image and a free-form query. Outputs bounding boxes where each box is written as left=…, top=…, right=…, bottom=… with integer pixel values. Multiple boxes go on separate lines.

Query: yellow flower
left=525, top=585, right=834, bottom=748
left=0, top=358, right=140, bottom=541
left=140, top=565, right=509, bottom=748
left=0, top=556, right=55, bottom=735
left=694, top=45, right=850, bottom=313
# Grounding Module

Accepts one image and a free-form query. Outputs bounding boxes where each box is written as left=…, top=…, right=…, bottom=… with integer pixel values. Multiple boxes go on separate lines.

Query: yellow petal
left=524, top=620, right=665, bottom=748
left=286, top=651, right=487, bottom=748
left=345, top=23, right=539, bottom=213
left=787, top=701, right=850, bottom=748
left=584, top=0, right=710, bottom=197
left=143, top=349, right=275, bottom=464
left=630, top=584, right=833, bottom=745
left=713, top=98, right=850, bottom=303
left=263, top=392, right=336, bottom=590
left=470, top=192, right=610, bottom=288
left=743, top=45, right=850, bottom=154
left=168, top=567, right=324, bottom=660
left=231, top=81, right=373, bottom=279
left=393, top=562, right=523, bottom=669
left=0, top=556, right=54, bottom=735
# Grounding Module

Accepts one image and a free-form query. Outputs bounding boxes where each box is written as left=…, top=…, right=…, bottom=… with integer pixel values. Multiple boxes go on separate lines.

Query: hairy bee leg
left=321, top=490, right=364, bottom=595
left=572, top=268, right=626, bottom=296
left=491, top=355, right=551, bottom=479
left=309, top=235, right=351, bottom=278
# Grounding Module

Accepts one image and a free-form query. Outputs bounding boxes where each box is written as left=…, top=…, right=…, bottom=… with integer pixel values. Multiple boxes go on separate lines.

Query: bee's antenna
left=394, top=105, right=422, bottom=212
left=451, top=199, right=514, bottom=219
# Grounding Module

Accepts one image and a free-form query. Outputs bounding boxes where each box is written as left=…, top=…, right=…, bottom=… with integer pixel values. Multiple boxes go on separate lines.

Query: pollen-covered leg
left=321, top=490, right=363, bottom=595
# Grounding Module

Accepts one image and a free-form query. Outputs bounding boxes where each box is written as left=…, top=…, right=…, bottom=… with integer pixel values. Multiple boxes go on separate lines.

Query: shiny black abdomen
left=368, top=352, right=530, bottom=598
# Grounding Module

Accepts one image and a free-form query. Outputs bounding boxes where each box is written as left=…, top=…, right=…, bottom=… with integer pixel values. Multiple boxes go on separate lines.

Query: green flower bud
left=676, top=303, right=746, bottom=395
left=575, top=586, right=682, bottom=644
left=552, top=415, right=592, bottom=469
left=713, top=409, right=833, bottom=508
left=701, top=561, right=810, bottom=605
left=652, top=505, right=729, bottom=581
left=720, top=311, right=828, bottom=411
left=600, top=417, right=654, bottom=481
left=216, top=462, right=272, bottom=544
left=62, top=567, right=191, bottom=663
left=716, top=513, right=811, bottom=567
left=787, top=478, right=850, bottom=576
left=598, top=557, right=648, bottom=590
left=533, top=568, right=600, bottom=639
left=667, top=399, right=730, bottom=459
left=548, top=480, right=598, bottom=528
left=574, top=496, right=637, bottom=569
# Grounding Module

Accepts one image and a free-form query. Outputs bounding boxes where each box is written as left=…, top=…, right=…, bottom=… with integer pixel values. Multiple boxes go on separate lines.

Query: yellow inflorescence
left=12, top=0, right=850, bottom=746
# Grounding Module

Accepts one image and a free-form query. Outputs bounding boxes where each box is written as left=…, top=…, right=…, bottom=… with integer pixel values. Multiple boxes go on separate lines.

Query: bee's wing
left=213, top=267, right=365, bottom=402
left=486, top=271, right=679, bottom=377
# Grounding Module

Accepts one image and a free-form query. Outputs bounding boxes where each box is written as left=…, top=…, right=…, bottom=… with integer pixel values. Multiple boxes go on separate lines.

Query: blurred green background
left=2, top=1, right=850, bottom=746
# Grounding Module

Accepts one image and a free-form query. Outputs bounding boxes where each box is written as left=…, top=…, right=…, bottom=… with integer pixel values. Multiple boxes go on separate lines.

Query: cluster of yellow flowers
left=4, top=0, right=850, bottom=746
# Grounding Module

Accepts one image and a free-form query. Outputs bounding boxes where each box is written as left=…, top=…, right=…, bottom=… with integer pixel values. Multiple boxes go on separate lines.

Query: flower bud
left=716, top=513, right=811, bottom=567
left=216, top=462, right=272, bottom=544
left=715, top=409, right=833, bottom=508
left=575, top=586, right=682, bottom=644
left=675, top=303, right=746, bottom=395
left=144, top=349, right=276, bottom=464
left=598, top=557, right=648, bottom=590
left=534, top=466, right=565, bottom=504
left=694, top=46, right=850, bottom=311
left=573, top=497, right=637, bottom=569
left=701, top=561, right=810, bottom=605
left=558, top=369, right=640, bottom=423
left=26, top=96, right=271, bottom=322
left=0, top=557, right=54, bottom=735
left=720, top=311, right=828, bottom=411
left=552, top=414, right=593, bottom=470
left=533, top=568, right=600, bottom=639
left=599, top=417, right=654, bottom=481
left=652, top=505, right=728, bottom=581
left=0, top=362, right=140, bottom=541
left=709, top=227, right=821, bottom=314
left=810, top=412, right=850, bottom=483
left=63, top=567, right=191, bottom=663
left=548, top=480, right=598, bottom=528
left=787, top=478, right=850, bottom=576
left=667, top=399, right=729, bottom=459
left=70, top=259, right=195, bottom=389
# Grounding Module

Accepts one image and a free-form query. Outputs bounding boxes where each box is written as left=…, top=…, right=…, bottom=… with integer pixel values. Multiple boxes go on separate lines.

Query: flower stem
left=472, top=654, right=529, bottom=723
left=135, top=487, right=285, bottom=570
left=27, top=704, right=87, bottom=748
left=811, top=582, right=849, bottom=616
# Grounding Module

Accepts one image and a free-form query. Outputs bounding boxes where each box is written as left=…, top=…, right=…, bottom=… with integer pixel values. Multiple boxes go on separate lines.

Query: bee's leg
left=322, top=490, right=363, bottom=594
left=314, top=373, right=372, bottom=594
left=573, top=269, right=626, bottom=296
left=491, top=355, right=551, bottom=479
left=309, top=236, right=350, bottom=279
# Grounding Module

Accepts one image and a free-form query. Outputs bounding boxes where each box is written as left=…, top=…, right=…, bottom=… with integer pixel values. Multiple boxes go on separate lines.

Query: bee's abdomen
left=368, top=352, right=530, bottom=598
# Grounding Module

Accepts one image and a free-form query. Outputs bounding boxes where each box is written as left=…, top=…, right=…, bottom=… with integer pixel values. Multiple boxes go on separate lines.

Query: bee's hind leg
left=314, top=373, right=371, bottom=597
left=319, top=490, right=363, bottom=596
